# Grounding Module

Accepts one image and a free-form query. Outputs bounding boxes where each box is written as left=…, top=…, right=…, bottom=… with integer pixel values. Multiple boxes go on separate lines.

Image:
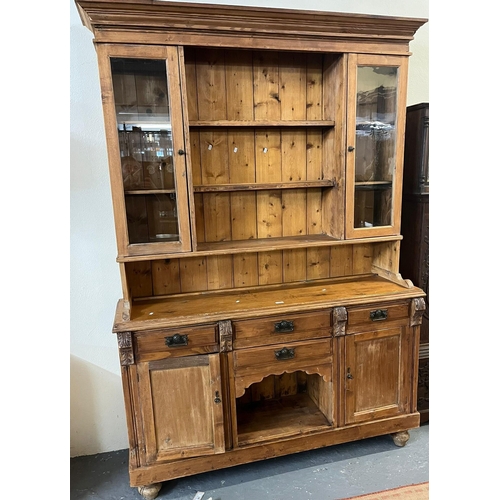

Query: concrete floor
left=71, top=423, right=428, bottom=500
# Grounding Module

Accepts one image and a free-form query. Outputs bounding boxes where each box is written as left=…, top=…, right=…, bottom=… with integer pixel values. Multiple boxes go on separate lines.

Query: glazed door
left=96, top=45, right=192, bottom=257
left=137, top=354, right=225, bottom=464
left=345, top=55, right=409, bottom=239
left=344, top=326, right=411, bottom=425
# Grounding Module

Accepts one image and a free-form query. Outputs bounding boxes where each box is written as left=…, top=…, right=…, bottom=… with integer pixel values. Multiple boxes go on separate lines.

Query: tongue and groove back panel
left=124, top=241, right=400, bottom=298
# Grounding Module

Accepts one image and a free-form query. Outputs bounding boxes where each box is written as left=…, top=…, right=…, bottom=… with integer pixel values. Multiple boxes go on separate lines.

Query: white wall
left=70, top=0, right=429, bottom=457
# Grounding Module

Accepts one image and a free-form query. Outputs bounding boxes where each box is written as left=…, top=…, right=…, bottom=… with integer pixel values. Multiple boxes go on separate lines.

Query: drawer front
left=134, top=324, right=218, bottom=361
left=233, top=310, right=331, bottom=349
left=346, top=302, right=409, bottom=333
left=233, top=338, right=332, bottom=372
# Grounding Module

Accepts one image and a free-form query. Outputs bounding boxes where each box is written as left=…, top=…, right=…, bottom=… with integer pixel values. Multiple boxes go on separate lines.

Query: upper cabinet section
left=77, top=0, right=427, bottom=259
left=345, top=55, right=408, bottom=239
left=96, top=45, right=192, bottom=257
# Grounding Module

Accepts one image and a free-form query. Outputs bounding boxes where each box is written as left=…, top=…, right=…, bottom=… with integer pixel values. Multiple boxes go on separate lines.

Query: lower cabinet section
left=118, top=296, right=425, bottom=497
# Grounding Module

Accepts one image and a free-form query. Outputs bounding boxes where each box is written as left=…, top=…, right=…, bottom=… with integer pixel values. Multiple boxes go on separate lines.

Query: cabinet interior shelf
left=355, top=181, right=392, bottom=188
left=193, top=180, right=336, bottom=192
left=125, top=189, right=176, bottom=195
left=189, top=120, right=335, bottom=127
left=236, top=392, right=331, bottom=446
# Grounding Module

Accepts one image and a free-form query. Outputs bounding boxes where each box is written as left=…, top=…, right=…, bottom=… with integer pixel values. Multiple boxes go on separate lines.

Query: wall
left=70, top=0, right=429, bottom=457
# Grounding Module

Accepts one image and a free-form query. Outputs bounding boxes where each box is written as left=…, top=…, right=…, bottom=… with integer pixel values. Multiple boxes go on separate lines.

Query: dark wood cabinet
left=400, top=102, right=429, bottom=422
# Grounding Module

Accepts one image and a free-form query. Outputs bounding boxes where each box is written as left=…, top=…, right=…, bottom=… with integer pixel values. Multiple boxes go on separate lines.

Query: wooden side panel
left=322, top=54, right=345, bottom=239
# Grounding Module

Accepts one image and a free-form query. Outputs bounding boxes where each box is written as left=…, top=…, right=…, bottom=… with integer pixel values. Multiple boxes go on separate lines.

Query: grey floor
left=71, top=422, right=428, bottom=500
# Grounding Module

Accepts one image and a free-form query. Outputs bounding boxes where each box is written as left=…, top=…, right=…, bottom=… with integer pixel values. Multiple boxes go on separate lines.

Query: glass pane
left=354, top=66, right=398, bottom=229
left=111, top=58, right=179, bottom=243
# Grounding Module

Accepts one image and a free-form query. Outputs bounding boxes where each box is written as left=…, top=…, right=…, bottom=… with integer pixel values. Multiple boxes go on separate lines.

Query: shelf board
left=355, top=181, right=392, bottom=191
left=193, top=180, right=336, bottom=192
left=236, top=393, right=331, bottom=446
left=189, top=120, right=335, bottom=127
left=196, top=235, right=338, bottom=253
left=116, top=234, right=402, bottom=262
left=355, top=181, right=392, bottom=185
left=124, top=189, right=176, bottom=195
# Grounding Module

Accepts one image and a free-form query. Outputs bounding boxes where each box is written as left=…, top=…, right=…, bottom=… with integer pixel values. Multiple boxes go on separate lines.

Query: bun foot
left=138, top=483, right=162, bottom=499
left=391, top=430, right=410, bottom=447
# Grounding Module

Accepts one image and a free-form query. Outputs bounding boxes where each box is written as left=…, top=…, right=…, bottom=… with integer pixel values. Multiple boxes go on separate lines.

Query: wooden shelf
left=193, top=180, right=336, bottom=192
left=236, top=393, right=331, bottom=446
left=117, top=234, right=403, bottom=262
left=189, top=120, right=335, bottom=127
left=196, top=235, right=338, bottom=253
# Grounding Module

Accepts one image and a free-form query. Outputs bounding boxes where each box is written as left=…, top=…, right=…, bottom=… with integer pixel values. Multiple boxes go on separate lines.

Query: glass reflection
left=111, top=58, right=179, bottom=243
left=354, top=66, right=398, bottom=229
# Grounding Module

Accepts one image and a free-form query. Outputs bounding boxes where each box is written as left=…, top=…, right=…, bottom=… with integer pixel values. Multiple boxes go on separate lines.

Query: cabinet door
left=137, top=354, right=225, bottom=464
left=96, top=45, right=192, bottom=257
left=345, top=55, right=408, bottom=239
left=344, top=326, right=411, bottom=425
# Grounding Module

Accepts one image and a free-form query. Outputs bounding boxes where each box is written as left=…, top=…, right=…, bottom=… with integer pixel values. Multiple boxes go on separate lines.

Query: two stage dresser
left=74, top=1, right=427, bottom=498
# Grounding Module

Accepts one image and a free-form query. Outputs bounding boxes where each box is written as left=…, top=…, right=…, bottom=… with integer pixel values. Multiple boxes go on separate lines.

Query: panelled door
left=344, top=325, right=411, bottom=425
left=137, top=354, right=225, bottom=464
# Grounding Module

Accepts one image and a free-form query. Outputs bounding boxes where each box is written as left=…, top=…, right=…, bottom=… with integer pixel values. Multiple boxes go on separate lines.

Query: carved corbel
left=117, top=331, right=134, bottom=366
left=333, top=306, right=347, bottom=337
left=219, top=320, right=233, bottom=352
left=410, top=297, right=426, bottom=326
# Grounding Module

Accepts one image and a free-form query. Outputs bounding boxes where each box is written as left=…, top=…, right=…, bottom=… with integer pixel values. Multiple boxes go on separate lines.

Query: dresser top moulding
left=75, top=0, right=428, bottom=54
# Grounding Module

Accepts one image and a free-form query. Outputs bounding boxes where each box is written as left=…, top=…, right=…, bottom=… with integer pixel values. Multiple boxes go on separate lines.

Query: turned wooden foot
left=137, top=483, right=162, bottom=500
left=391, top=430, right=410, bottom=447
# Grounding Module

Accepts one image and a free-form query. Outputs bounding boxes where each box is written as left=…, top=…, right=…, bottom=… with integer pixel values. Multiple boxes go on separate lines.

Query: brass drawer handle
left=274, top=347, right=295, bottom=360
left=274, top=320, right=294, bottom=333
left=165, top=334, right=188, bottom=347
left=370, top=309, right=388, bottom=321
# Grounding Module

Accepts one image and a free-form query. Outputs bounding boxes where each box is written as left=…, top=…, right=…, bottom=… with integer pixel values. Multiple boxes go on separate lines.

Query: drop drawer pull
left=274, top=320, right=294, bottom=333
left=370, top=309, right=388, bottom=321
left=165, top=334, right=188, bottom=347
left=274, top=347, right=295, bottom=360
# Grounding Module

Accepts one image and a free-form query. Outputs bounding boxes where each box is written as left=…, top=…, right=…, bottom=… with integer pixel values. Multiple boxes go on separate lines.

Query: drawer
left=346, top=302, right=409, bottom=333
left=232, top=310, right=331, bottom=349
left=134, top=324, right=218, bottom=361
left=233, top=338, right=332, bottom=373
